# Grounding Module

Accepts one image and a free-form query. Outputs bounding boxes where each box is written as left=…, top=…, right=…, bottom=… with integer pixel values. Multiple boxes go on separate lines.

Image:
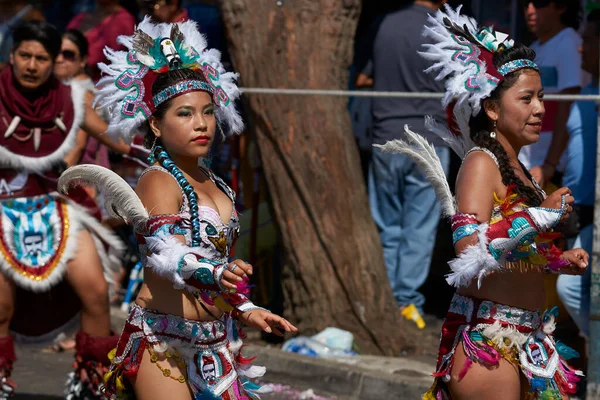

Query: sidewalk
left=246, top=344, right=434, bottom=400
left=112, top=306, right=436, bottom=399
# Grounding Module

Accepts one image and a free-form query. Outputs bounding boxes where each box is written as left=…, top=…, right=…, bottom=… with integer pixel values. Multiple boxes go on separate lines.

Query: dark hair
left=553, top=0, right=582, bottom=30
left=144, top=68, right=216, bottom=247
left=63, top=29, right=89, bottom=58
left=12, top=20, right=61, bottom=60
left=587, top=9, right=600, bottom=35
left=468, top=44, right=544, bottom=206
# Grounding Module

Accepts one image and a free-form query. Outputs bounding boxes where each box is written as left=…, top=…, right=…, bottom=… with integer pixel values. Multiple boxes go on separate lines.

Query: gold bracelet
left=147, top=346, right=187, bottom=383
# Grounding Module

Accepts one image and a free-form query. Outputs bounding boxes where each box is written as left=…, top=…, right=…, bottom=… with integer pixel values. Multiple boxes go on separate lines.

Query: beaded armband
left=145, top=214, right=190, bottom=237
left=451, top=213, right=479, bottom=245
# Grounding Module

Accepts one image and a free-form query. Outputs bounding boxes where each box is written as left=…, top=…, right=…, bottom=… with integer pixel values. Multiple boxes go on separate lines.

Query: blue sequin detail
left=152, top=80, right=214, bottom=109
left=498, top=59, right=539, bottom=76
left=193, top=267, right=215, bottom=285
left=452, top=224, right=478, bottom=245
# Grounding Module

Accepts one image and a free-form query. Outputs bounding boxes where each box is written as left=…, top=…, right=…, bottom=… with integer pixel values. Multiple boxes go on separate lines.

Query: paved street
left=11, top=342, right=336, bottom=400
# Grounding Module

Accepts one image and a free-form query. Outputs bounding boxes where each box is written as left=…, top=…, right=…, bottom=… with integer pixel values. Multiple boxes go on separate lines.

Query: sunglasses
left=59, top=49, right=78, bottom=61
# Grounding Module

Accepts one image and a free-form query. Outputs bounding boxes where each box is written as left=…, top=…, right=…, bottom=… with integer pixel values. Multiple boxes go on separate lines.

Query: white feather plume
left=419, top=4, right=499, bottom=146
left=94, top=16, right=243, bottom=144
left=374, top=125, right=456, bottom=218
left=424, top=116, right=474, bottom=159
left=58, top=165, right=149, bottom=232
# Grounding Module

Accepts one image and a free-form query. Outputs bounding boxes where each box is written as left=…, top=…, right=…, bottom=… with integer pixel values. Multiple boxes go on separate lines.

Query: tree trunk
left=219, top=0, right=417, bottom=356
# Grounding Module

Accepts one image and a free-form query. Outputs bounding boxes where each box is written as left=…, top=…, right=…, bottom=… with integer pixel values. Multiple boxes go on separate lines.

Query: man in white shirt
left=519, top=0, right=583, bottom=187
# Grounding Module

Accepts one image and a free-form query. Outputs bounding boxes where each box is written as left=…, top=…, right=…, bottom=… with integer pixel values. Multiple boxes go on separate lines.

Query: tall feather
left=424, top=116, right=474, bottom=159
left=374, top=125, right=456, bottom=218
left=58, top=165, right=149, bottom=232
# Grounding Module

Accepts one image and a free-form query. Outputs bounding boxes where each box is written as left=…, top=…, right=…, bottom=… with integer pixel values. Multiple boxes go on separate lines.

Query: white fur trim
left=0, top=80, right=86, bottom=173
left=446, top=224, right=502, bottom=288
left=481, top=321, right=528, bottom=349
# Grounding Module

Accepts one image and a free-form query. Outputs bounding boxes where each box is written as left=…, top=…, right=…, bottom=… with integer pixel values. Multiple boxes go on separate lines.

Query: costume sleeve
left=448, top=203, right=568, bottom=288
left=140, top=216, right=263, bottom=313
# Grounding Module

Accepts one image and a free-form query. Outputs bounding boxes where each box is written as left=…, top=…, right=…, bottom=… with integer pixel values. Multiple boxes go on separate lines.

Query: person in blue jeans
left=367, top=0, right=449, bottom=321
left=556, top=10, right=599, bottom=341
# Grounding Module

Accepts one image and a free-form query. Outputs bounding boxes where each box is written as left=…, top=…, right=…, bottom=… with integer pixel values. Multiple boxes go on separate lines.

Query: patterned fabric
left=137, top=166, right=240, bottom=264
left=0, top=194, right=123, bottom=292
left=423, top=294, right=583, bottom=400
left=103, top=305, right=268, bottom=399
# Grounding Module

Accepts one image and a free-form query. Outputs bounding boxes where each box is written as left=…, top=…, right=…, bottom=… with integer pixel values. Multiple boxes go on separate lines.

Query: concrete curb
left=246, top=345, right=433, bottom=400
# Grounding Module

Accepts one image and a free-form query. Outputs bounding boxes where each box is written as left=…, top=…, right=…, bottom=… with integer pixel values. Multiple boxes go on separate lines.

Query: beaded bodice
left=140, top=166, right=240, bottom=263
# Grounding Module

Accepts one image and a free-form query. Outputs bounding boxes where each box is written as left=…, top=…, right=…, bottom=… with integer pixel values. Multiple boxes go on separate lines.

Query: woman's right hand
left=540, top=186, right=574, bottom=222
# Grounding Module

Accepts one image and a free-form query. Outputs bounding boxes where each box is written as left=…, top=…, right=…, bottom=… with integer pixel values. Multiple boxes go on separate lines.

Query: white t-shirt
left=518, top=27, right=583, bottom=171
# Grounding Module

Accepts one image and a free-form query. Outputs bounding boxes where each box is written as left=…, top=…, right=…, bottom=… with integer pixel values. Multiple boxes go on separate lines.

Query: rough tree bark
left=219, top=0, right=418, bottom=355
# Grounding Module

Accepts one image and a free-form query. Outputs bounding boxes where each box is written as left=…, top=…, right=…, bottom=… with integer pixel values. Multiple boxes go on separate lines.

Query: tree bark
left=219, top=0, right=417, bottom=355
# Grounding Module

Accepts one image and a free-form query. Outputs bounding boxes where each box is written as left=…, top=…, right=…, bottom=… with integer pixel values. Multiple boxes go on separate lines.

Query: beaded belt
left=448, top=293, right=541, bottom=331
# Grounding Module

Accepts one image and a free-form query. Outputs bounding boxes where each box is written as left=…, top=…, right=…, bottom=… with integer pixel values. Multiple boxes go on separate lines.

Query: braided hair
left=468, top=44, right=544, bottom=206
left=143, top=69, right=214, bottom=246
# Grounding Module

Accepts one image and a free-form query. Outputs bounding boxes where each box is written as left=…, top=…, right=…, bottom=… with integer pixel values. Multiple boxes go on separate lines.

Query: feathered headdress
left=95, top=17, right=243, bottom=144
left=420, top=5, right=537, bottom=157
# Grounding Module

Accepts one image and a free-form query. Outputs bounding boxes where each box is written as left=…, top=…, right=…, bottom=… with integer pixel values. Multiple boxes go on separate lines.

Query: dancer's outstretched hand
left=221, top=259, right=253, bottom=290
left=238, top=309, right=298, bottom=337
left=559, top=248, right=589, bottom=275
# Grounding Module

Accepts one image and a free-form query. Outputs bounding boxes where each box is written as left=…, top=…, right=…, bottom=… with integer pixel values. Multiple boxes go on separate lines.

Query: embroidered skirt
left=424, top=294, right=583, bottom=400
left=0, top=193, right=123, bottom=292
left=103, top=304, right=271, bottom=399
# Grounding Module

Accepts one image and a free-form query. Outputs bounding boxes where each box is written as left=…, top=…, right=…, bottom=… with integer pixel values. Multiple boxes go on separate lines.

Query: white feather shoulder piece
left=374, top=125, right=456, bottom=218
left=58, top=165, right=149, bottom=232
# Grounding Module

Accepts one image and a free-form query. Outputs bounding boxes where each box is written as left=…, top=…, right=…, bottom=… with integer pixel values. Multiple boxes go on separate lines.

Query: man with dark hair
left=519, top=0, right=584, bottom=187
left=368, top=0, right=449, bottom=327
left=556, top=6, right=600, bottom=353
left=0, top=20, right=123, bottom=398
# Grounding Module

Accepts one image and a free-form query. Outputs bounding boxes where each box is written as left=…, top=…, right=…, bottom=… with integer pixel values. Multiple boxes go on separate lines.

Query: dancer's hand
left=220, top=259, right=253, bottom=290
left=238, top=309, right=298, bottom=337
left=540, top=187, right=574, bottom=223
left=559, top=248, right=589, bottom=275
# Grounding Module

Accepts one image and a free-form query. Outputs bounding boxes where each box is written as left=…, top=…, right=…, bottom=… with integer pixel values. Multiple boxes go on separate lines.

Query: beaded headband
left=94, top=17, right=244, bottom=144
left=497, top=59, right=539, bottom=77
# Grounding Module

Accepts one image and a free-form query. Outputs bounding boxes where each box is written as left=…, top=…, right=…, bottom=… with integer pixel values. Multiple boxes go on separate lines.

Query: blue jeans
left=557, top=224, right=593, bottom=337
left=368, top=146, right=450, bottom=310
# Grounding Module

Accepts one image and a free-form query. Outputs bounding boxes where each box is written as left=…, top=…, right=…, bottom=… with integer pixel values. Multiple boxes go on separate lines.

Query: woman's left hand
left=559, top=248, right=589, bottom=275
left=238, top=309, right=298, bottom=337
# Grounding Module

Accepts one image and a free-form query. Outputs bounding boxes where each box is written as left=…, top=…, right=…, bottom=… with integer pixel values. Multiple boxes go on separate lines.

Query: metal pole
left=586, top=16, right=600, bottom=397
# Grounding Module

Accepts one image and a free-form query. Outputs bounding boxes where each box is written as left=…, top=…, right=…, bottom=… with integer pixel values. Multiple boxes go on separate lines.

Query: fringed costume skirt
left=424, top=294, right=583, bottom=400
left=0, top=193, right=123, bottom=293
left=103, top=304, right=271, bottom=399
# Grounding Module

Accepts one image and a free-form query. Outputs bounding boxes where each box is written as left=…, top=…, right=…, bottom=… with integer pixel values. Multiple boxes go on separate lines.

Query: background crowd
left=0, top=0, right=597, bottom=384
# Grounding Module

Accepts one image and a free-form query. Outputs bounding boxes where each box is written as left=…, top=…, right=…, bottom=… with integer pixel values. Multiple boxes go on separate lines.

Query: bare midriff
left=457, top=265, right=546, bottom=311
left=135, top=269, right=224, bottom=321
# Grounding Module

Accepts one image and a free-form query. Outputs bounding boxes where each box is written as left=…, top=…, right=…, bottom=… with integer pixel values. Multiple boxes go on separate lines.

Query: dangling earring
left=490, top=121, right=497, bottom=139
left=147, top=137, right=158, bottom=164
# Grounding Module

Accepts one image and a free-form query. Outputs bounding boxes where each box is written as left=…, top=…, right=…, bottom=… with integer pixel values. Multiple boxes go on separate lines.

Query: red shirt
left=67, top=7, right=136, bottom=82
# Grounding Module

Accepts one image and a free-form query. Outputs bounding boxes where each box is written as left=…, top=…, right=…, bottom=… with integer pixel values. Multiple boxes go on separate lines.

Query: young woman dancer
left=378, top=6, right=588, bottom=399
left=60, top=18, right=297, bottom=399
